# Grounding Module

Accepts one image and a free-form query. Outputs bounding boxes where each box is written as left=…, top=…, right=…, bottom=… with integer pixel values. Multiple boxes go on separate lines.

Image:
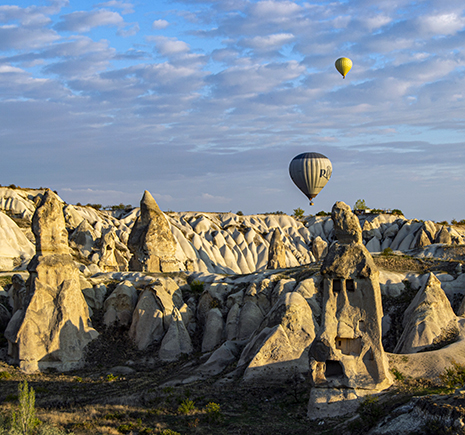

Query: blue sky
left=1, top=0, right=464, bottom=221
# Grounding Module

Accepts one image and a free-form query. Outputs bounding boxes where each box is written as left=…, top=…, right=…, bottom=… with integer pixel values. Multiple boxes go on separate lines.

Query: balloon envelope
left=335, top=57, right=352, bottom=78
left=289, top=152, right=332, bottom=204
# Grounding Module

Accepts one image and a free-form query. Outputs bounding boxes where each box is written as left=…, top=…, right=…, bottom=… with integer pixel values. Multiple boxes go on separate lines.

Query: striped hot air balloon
left=289, top=152, right=332, bottom=206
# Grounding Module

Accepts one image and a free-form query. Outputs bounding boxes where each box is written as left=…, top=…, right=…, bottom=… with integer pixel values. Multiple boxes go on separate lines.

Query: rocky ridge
left=1, top=186, right=465, bottom=428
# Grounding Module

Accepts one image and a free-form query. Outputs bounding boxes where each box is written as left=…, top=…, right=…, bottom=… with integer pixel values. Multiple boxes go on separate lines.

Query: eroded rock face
left=308, top=201, right=392, bottom=418
left=4, top=190, right=98, bottom=373
left=394, top=273, right=457, bottom=354
left=128, top=191, right=180, bottom=273
left=239, top=291, right=316, bottom=382
left=267, top=228, right=286, bottom=269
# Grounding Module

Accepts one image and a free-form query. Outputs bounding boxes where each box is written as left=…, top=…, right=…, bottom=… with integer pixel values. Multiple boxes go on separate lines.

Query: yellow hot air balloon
left=335, top=57, right=352, bottom=79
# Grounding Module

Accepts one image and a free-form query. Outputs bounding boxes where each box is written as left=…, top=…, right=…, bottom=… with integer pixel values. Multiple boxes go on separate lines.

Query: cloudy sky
left=1, top=0, right=464, bottom=221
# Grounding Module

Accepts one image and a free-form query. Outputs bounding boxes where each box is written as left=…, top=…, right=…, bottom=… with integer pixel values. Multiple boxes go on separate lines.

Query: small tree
left=354, top=199, right=368, bottom=211
left=11, top=381, right=38, bottom=435
left=292, top=208, right=305, bottom=219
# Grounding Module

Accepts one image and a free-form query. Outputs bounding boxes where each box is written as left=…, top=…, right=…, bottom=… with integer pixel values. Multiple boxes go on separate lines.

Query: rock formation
left=394, top=273, right=457, bottom=354
left=308, top=201, right=392, bottom=418
left=267, top=228, right=286, bottom=269
left=239, top=291, right=316, bottom=382
left=4, top=190, right=98, bottom=373
left=128, top=191, right=180, bottom=273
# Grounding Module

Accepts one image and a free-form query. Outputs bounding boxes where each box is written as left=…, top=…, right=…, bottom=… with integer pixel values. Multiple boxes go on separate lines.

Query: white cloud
left=152, top=19, right=169, bottom=30
left=242, top=33, right=294, bottom=51
left=54, top=9, right=125, bottom=32
left=96, top=1, right=135, bottom=15
left=149, top=36, right=190, bottom=56
left=418, top=12, right=465, bottom=35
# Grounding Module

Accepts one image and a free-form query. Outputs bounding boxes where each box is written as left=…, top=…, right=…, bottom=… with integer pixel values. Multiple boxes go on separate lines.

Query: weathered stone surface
left=4, top=190, right=97, bottom=373
left=0, top=303, right=11, bottom=332
left=240, top=292, right=316, bottom=382
left=308, top=387, right=380, bottom=419
left=96, top=228, right=129, bottom=272
left=31, top=190, right=69, bottom=256
left=159, top=307, right=193, bottom=361
left=308, top=201, right=392, bottom=416
left=0, top=211, right=35, bottom=271
left=394, top=273, right=457, bottom=354
left=267, top=228, right=286, bottom=269
left=312, top=236, right=328, bottom=262
left=197, top=340, right=240, bottom=376
left=9, top=274, right=27, bottom=314
left=129, top=282, right=175, bottom=350
left=128, top=191, right=180, bottom=273
left=413, top=228, right=432, bottom=249
left=201, top=308, right=224, bottom=352
left=103, top=280, right=138, bottom=327
left=237, top=300, right=264, bottom=341
left=435, top=226, right=452, bottom=244
left=69, top=219, right=96, bottom=258
left=332, top=201, right=362, bottom=245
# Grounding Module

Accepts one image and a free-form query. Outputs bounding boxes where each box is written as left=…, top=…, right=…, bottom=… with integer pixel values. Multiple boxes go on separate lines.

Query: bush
left=236, top=211, right=243, bottom=216
left=189, top=280, right=204, bottom=294
left=382, top=247, right=394, bottom=256
left=391, top=209, right=403, bottom=216
left=0, top=371, right=11, bottom=380
left=440, top=360, right=465, bottom=389
left=205, top=402, right=223, bottom=423
left=292, top=208, right=305, bottom=219
left=161, top=430, right=181, bottom=435
left=178, top=398, right=196, bottom=415
left=85, top=203, right=102, bottom=210
left=316, top=210, right=330, bottom=216
left=11, top=381, right=39, bottom=435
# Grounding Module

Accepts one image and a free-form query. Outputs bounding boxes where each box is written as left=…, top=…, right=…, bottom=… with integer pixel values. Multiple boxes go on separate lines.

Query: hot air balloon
left=289, top=152, right=332, bottom=206
left=335, top=57, right=352, bottom=79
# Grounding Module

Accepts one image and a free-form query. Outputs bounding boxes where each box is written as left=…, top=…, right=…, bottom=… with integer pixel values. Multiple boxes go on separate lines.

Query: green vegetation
left=177, top=399, right=196, bottom=415
left=382, top=247, right=394, bottom=256
left=236, top=210, right=243, bottom=216
left=440, top=360, right=465, bottom=389
left=316, top=210, right=330, bottom=216
left=189, top=280, right=204, bottom=294
left=391, top=367, right=405, bottom=382
left=204, top=402, right=223, bottom=424
left=11, top=381, right=38, bottom=435
left=292, top=208, right=305, bottom=219
left=354, top=199, right=368, bottom=211
left=105, top=374, right=118, bottom=382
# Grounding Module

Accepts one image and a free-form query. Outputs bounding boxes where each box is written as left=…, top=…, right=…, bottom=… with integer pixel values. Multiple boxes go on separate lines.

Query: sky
left=0, top=0, right=464, bottom=221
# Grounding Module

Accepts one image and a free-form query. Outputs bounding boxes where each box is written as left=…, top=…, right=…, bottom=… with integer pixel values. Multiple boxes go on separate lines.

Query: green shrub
left=11, top=381, right=39, bottom=435
left=178, top=398, right=196, bottom=415
left=0, top=371, right=11, bottom=380
left=391, top=209, right=403, bottom=216
left=189, top=280, right=204, bottom=294
left=391, top=367, right=405, bottom=382
left=105, top=373, right=118, bottom=382
left=382, top=247, right=394, bottom=256
left=316, top=210, right=330, bottom=216
left=440, top=360, right=465, bottom=389
left=205, top=402, right=223, bottom=423
left=292, top=208, right=305, bottom=219
left=117, top=423, right=136, bottom=434
left=161, top=430, right=181, bottom=435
